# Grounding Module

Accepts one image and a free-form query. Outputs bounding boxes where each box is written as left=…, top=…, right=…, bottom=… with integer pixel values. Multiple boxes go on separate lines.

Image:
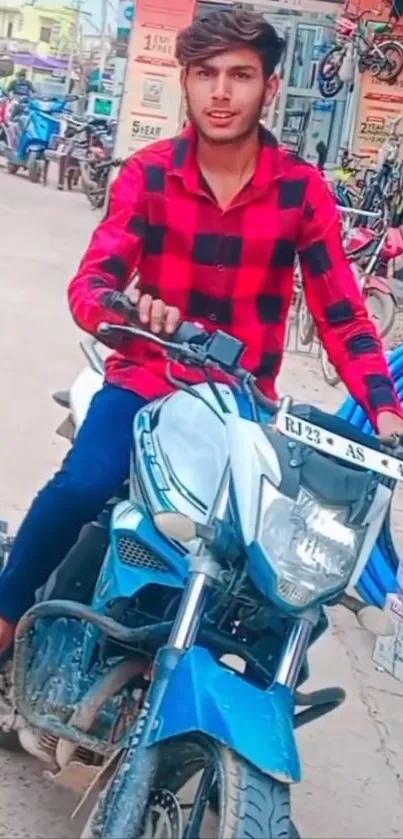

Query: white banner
left=115, top=0, right=196, bottom=160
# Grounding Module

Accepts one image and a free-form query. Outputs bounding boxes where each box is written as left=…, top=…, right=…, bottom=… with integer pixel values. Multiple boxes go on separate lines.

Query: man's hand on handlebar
left=103, top=289, right=181, bottom=336
left=133, top=289, right=181, bottom=335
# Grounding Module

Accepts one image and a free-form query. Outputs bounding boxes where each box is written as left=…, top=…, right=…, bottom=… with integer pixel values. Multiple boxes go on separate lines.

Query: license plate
left=276, top=410, right=403, bottom=482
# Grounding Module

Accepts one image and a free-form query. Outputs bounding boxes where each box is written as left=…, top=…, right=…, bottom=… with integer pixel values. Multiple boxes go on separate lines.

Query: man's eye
left=235, top=71, right=251, bottom=80
left=196, top=69, right=210, bottom=78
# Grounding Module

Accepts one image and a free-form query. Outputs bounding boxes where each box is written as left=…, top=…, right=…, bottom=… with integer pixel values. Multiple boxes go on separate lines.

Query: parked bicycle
left=332, top=150, right=372, bottom=209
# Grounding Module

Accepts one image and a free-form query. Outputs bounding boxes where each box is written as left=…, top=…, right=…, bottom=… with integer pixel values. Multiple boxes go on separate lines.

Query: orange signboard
left=115, top=0, right=196, bottom=158
left=344, top=0, right=403, bottom=160
left=353, top=69, right=403, bottom=161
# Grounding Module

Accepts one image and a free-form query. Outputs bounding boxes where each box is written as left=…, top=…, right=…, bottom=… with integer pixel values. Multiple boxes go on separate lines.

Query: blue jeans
left=0, top=384, right=147, bottom=622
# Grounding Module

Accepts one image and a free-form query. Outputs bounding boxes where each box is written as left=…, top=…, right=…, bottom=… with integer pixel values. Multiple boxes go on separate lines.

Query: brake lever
left=97, top=322, right=197, bottom=357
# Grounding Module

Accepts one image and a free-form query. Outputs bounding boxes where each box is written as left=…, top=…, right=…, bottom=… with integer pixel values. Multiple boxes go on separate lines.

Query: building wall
left=0, top=2, right=78, bottom=56
left=0, top=5, right=22, bottom=39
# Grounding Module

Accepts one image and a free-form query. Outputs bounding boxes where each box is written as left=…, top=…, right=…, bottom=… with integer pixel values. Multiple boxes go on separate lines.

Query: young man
left=0, top=7, right=402, bottom=653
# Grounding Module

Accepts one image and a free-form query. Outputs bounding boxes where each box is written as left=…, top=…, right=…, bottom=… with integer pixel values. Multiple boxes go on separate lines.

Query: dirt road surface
left=0, top=169, right=403, bottom=838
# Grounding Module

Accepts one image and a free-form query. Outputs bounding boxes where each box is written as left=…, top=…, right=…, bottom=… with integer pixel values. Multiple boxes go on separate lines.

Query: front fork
left=274, top=609, right=319, bottom=689
left=102, top=553, right=319, bottom=839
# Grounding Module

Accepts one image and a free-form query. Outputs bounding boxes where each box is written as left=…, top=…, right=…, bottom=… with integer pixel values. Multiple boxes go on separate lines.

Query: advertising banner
left=353, top=70, right=403, bottom=162
left=115, top=0, right=196, bottom=160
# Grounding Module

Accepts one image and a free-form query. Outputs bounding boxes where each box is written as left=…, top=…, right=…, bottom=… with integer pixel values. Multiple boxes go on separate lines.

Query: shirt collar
left=170, top=123, right=284, bottom=198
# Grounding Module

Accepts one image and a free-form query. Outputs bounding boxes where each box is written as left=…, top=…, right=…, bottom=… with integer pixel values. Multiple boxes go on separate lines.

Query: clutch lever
left=98, top=322, right=179, bottom=349
left=97, top=322, right=204, bottom=363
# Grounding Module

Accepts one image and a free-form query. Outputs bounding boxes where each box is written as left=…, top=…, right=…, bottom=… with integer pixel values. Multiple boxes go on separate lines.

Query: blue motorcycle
left=1, top=292, right=400, bottom=838
left=3, top=95, right=75, bottom=181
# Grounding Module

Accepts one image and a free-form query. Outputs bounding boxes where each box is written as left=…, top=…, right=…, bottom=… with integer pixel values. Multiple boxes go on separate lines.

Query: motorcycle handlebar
left=99, top=291, right=278, bottom=411
left=98, top=319, right=278, bottom=415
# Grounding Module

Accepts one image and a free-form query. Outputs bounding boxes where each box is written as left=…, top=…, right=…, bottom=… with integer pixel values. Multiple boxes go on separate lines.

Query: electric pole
left=64, top=0, right=81, bottom=94
left=98, top=0, right=108, bottom=92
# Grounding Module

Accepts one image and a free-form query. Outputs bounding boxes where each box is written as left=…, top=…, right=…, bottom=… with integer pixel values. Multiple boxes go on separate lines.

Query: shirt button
left=209, top=313, right=217, bottom=322
left=217, top=264, right=224, bottom=272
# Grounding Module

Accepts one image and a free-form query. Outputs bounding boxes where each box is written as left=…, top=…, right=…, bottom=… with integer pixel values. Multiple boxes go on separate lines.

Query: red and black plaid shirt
left=69, top=124, right=401, bottom=425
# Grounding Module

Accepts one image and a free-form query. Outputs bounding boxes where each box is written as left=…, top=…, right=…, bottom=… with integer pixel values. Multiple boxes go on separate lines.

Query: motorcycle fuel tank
left=132, top=383, right=240, bottom=522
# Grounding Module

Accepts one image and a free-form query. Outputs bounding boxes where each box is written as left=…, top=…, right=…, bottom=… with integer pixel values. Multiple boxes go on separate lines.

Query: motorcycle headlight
left=258, top=483, right=366, bottom=608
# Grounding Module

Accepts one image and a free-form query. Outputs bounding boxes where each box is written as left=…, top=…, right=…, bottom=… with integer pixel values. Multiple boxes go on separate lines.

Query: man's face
left=182, top=47, right=279, bottom=144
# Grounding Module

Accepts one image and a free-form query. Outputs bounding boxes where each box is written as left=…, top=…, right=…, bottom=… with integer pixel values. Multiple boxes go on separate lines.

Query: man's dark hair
left=176, top=6, right=285, bottom=77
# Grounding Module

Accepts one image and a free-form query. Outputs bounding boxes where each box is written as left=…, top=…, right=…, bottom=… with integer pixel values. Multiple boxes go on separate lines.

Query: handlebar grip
left=102, top=291, right=139, bottom=323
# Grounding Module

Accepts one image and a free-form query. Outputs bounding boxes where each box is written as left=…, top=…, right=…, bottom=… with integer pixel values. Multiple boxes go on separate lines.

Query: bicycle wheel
left=318, top=75, right=344, bottom=98
left=319, top=47, right=344, bottom=81
left=320, top=347, right=341, bottom=387
left=298, top=295, right=315, bottom=345
left=366, top=290, right=396, bottom=338
left=373, top=42, right=403, bottom=83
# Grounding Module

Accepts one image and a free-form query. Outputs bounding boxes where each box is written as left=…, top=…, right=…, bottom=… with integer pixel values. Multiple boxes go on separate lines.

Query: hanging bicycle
left=319, top=9, right=403, bottom=99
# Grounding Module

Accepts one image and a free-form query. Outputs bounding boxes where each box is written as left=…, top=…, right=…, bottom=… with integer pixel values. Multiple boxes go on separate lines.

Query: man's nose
left=211, top=73, right=231, bottom=99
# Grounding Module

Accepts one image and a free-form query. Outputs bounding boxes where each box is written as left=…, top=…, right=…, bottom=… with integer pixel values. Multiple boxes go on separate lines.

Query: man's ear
left=180, top=68, right=187, bottom=93
left=264, top=73, right=280, bottom=106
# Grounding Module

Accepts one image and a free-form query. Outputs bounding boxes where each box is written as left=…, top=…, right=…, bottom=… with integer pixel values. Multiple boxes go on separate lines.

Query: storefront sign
left=115, top=0, right=196, bottom=159
left=353, top=71, right=403, bottom=162
left=117, top=0, right=136, bottom=38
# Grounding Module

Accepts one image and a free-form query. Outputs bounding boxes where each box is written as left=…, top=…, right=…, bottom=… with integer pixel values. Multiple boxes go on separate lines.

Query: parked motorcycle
left=79, top=123, right=119, bottom=209
left=0, top=294, right=400, bottom=838
left=0, top=93, right=28, bottom=149
left=318, top=10, right=403, bottom=98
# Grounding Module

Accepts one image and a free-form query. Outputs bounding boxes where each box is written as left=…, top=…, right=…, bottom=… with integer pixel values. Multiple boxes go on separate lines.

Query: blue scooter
left=3, top=95, right=76, bottom=182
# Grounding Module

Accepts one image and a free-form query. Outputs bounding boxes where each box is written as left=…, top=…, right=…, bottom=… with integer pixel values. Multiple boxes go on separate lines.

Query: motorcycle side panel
left=92, top=500, right=187, bottom=609
left=69, top=367, right=103, bottom=430
left=145, top=645, right=301, bottom=784
left=133, top=383, right=239, bottom=521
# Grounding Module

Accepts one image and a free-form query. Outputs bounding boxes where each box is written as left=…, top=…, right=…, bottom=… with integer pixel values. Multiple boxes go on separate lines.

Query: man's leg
left=0, top=383, right=147, bottom=649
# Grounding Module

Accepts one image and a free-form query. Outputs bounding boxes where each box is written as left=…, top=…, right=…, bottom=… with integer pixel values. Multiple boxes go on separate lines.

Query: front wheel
left=318, top=75, right=344, bottom=98
left=82, top=736, right=292, bottom=839
left=319, top=46, right=344, bottom=81
left=366, top=290, right=396, bottom=338
left=27, top=150, right=41, bottom=184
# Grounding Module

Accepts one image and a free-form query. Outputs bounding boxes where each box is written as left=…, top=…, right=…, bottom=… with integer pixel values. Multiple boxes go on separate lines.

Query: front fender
left=145, top=645, right=301, bottom=784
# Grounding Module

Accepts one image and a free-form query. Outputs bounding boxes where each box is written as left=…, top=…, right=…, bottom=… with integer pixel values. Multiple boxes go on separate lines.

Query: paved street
left=0, top=168, right=403, bottom=838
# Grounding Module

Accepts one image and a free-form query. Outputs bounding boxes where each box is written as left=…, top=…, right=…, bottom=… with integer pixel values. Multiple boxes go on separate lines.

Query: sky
left=81, top=0, right=117, bottom=32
